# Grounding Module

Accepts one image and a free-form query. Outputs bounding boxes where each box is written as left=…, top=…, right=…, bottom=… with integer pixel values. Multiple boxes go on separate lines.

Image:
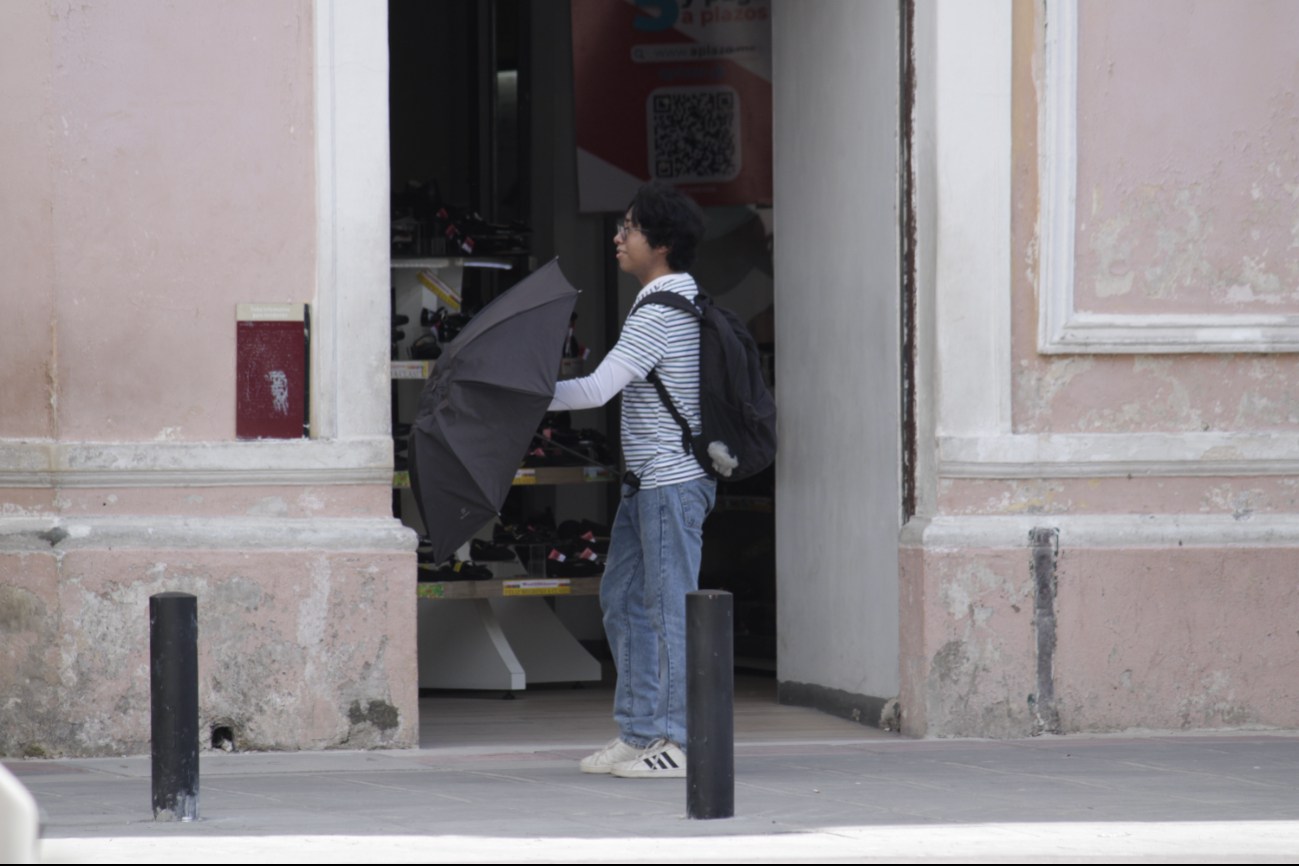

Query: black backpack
left=631, top=290, right=777, bottom=482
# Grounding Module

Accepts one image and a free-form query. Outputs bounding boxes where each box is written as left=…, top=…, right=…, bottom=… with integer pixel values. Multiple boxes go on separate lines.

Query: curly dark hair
left=627, top=181, right=706, bottom=272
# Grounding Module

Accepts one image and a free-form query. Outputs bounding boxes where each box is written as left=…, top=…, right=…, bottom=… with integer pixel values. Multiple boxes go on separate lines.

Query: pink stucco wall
left=0, top=3, right=415, bottom=758
left=1074, top=1, right=1299, bottom=317
left=940, top=476, right=1299, bottom=517
left=899, top=546, right=1038, bottom=738
left=1012, top=0, right=1299, bottom=435
left=898, top=1, right=1299, bottom=739
left=0, top=485, right=392, bottom=520
left=0, top=2, right=57, bottom=439
left=1, top=548, right=417, bottom=756
left=900, top=541, right=1299, bottom=738
left=2, top=0, right=316, bottom=442
left=1055, top=547, right=1299, bottom=731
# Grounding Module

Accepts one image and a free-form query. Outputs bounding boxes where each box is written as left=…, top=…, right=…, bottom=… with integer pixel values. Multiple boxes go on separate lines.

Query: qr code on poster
left=647, top=86, right=742, bottom=184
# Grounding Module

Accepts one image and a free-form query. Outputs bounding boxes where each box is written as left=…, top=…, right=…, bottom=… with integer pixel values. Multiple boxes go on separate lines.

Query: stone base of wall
left=777, top=680, right=892, bottom=728
left=0, top=516, right=417, bottom=758
left=899, top=517, right=1299, bottom=738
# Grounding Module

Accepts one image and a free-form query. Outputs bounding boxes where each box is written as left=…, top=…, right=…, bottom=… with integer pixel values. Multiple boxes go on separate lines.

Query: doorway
left=385, top=0, right=904, bottom=740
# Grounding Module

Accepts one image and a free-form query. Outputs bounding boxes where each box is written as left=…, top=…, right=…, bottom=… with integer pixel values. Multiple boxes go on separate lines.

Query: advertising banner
left=571, top=0, right=772, bottom=212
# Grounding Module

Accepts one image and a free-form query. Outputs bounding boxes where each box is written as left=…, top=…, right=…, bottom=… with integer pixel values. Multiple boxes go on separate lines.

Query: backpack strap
left=629, top=290, right=706, bottom=458
left=645, top=370, right=693, bottom=457
left=630, top=290, right=705, bottom=319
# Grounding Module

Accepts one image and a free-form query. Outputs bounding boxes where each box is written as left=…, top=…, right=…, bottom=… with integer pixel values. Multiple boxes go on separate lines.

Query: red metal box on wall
left=236, top=303, right=309, bottom=439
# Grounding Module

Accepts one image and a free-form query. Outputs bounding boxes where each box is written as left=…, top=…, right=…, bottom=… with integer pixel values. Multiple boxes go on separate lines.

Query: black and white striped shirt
left=607, top=273, right=706, bottom=488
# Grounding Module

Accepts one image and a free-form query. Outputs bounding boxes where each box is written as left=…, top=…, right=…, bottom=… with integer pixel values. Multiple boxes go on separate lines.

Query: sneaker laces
left=595, top=737, right=629, bottom=758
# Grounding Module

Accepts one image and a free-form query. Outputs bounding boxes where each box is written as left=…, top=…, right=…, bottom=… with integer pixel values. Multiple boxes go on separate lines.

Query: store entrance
left=387, top=0, right=781, bottom=736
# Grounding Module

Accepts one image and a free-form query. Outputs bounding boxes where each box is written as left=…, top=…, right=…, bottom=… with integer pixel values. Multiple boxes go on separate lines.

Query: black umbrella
left=407, top=258, right=579, bottom=565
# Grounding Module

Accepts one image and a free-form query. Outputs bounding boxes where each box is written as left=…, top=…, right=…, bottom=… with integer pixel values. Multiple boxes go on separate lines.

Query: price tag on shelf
left=416, top=583, right=445, bottom=598
left=503, top=579, right=570, bottom=596
left=583, top=466, right=613, bottom=483
left=513, top=469, right=536, bottom=485
left=392, top=361, right=430, bottom=379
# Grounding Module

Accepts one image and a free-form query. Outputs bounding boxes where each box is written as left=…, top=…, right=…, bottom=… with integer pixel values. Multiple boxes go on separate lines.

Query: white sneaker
left=610, top=738, right=687, bottom=778
left=578, top=737, right=644, bottom=774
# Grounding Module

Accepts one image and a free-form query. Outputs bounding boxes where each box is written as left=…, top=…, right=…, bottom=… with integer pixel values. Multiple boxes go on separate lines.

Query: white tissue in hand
left=708, top=441, right=739, bottom=477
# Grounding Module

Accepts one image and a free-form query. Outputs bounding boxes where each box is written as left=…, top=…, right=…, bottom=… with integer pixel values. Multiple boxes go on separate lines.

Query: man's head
left=615, top=181, right=706, bottom=284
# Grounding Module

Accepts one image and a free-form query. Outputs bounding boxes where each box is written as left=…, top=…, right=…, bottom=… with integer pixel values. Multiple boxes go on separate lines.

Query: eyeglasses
left=615, top=222, right=642, bottom=240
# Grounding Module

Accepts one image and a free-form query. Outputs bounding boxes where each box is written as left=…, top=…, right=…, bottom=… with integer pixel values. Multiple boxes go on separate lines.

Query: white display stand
left=417, top=596, right=601, bottom=690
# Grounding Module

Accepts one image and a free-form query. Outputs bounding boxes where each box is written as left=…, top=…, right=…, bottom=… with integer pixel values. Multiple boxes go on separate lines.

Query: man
left=549, top=181, right=714, bottom=779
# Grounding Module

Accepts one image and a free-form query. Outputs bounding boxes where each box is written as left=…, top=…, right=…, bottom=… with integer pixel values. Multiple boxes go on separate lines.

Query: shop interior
left=387, top=0, right=784, bottom=746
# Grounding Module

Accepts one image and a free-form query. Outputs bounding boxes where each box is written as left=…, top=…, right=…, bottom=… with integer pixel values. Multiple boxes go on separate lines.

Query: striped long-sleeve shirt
left=606, top=272, right=707, bottom=489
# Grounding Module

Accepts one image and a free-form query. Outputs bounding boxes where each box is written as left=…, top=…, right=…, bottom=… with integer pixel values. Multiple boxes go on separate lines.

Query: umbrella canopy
left=407, top=258, right=579, bottom=565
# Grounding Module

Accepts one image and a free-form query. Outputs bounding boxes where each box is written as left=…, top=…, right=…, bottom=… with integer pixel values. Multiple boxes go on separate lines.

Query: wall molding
left=940, top=432, right=1299, bottom=478
left=903, top=513, right=1299, bottom=549
left=1036, top=0, right=1299, bottom=354
left=0, top=438, right=392, bottom=488
left=312, top=0, right=392, bottom=440
left=0, top=514, right=416, bottom=552
left=933, top=0, right=1013, bottom=434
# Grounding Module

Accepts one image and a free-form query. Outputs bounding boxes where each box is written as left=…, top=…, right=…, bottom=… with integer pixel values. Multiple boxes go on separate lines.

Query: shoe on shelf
left=470, top=538, right=516, bottom=562
left=547, top=558, right=603, bottom=578
left=544, top=543, right=602, bottom=578
left=431, top=560, right=493, bottom=581
left=410, top=334, right=441, bottom=360
left=579, top=531, right=610, bottom=554
left=393, top=422, right=412, bottom=437
left=610, top=738, right=686, bottom=779
left=578, top=737, right=644, bottom=774
left=512, top=525, right=555, bottom=545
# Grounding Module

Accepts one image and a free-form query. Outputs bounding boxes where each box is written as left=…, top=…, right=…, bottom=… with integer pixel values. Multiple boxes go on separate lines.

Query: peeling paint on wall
left=1012, top=1, right=1299, bottom=435
left=940, top=476, right=1299, bottom=517
left=1075, top=3, right=1299, bottom=316
left=0, top=486, right=390, bottom=520
left=1055, top=547, right=1299, bottom=732
left=1014, top=352, right=1299, bottom=434
left=0, top=550, right=416, bottom=758
left=919, top=551, right=1038, bottom=738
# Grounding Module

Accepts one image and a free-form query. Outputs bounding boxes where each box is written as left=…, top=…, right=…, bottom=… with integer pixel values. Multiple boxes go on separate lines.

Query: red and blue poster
left=571, top=0, right=772, bottom=212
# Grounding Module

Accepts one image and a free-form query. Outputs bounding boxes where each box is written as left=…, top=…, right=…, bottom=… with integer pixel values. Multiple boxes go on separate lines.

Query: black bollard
left=686, top=589, right=734, bottom=819
left=150, top=592, right=199, bottom=821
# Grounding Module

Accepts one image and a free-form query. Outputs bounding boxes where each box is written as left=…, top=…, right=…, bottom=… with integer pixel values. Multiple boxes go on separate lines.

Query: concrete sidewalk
left=10, top=729, right=1299, bottom=863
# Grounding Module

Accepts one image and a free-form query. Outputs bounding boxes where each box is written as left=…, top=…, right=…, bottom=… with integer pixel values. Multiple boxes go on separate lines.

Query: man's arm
left=549, top=303, right=667, bottom=411
left=549, top=355, right=638, bottom=411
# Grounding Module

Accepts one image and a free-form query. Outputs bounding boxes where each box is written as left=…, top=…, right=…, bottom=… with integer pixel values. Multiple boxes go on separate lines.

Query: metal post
left=150, top=592, right=199, bottom=822
left=686, top=589, right=734, bottom=819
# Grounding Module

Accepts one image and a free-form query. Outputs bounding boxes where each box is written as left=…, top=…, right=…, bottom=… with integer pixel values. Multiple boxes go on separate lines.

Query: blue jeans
left=600, top=477, right=717, bottom=749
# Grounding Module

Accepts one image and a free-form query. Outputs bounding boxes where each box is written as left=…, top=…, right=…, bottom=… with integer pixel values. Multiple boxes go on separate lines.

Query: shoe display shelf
left=414, top=523, right=603, bottom=692
left=416, top=574, right=602, bottom=599
left=393, top=453, right=617, bottom=490
left=390, top=255, right=605, bottom=692
left=391, top=255, right=533, bottom=271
